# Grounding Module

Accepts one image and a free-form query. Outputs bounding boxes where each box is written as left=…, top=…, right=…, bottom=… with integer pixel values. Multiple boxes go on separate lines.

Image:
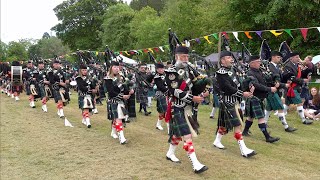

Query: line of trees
left=1, top=0, right=319, bottom=62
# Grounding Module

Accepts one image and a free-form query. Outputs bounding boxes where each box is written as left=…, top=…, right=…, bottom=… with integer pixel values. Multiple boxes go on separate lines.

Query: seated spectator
left=303, top=87, right=320, bottom=120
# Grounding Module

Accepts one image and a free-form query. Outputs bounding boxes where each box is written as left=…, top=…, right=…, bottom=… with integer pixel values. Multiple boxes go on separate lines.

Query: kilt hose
left=265, top=92, right=284, bottom=111
left=245, top=96, right=265, bottom=119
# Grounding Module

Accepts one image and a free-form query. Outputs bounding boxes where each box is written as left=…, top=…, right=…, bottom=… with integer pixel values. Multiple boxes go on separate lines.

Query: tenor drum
left=11, top=66, right=22, bottom=86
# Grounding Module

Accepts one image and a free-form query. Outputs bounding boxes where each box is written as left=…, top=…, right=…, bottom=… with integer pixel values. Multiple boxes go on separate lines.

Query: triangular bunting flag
left=270, top=30, right=283, bottom=37
left=153, top=47, right=159, bottom=52
left=137, top=50, right=143, bottom=55
left=164, top=45, right=170, bottom=50
left=244, top=31, right=253, bottom=39
left=95, top=51, right=99, bottom=56
left=256, top=31, right=263, bottom=39
left=143, top=49, right=149, bottom=53
left=124, top=51, right=130, bottom=56
left=159, top=46, right=164, bottom=52
left=300, top=28, right=308, bottom=41
left=211, top=33, right=219, bottom=40
left=119, top=52, right=123, bottom=55
left=203, top=36, right=212, bottom=44
left=221, top=32, right=229, bottom=39
left=317, top=27, right=320, bottom=33
left=148, top=48, right=154, bottom=53
left=232, top=32, right=240, bottom=42
left=195, top=38, right=201, bottom=44
left=284, top=29, right=294, bottom=38
left=64, top=118, right=74, bottom=127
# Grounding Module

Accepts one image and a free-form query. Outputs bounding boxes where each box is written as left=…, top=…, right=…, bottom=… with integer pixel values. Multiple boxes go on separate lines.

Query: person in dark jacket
left=243, top=55, right=280, bottom=143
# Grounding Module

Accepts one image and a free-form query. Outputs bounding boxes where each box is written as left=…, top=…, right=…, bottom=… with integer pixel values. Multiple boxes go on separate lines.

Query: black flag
left=279, top=41, right=292, bottom=62
left=259, top=39, right=272, bottom=62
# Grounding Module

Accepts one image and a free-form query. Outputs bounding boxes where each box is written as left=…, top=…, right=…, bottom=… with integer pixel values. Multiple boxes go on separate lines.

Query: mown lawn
left=1, top=92, right=319, bottom=180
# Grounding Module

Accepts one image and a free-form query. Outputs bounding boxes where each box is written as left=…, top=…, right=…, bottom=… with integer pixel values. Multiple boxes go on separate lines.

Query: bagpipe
left=168, top=28, right=211, bottom=96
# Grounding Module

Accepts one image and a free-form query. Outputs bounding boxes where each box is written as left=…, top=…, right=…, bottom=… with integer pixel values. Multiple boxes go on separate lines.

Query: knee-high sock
left=264, top=110, right=271, bottom=124
left=258, top=123, right=270, bottom=139
left=243, top=120, right=253, bottom=133
left=297, top=106, right=305, bottom=121
left=277, top=113, right=289, bottom=129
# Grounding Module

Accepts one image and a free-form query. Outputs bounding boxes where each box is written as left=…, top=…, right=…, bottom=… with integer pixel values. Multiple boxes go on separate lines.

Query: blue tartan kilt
left=52, top=89, right=62, bottom=103
left=25, top=83, right=31, bottom=95
left=156, top=96, right=167, bottom=113
left=107, top=101, right=128, bottom=120
left=245, top=97, right=265, bottom=119
left=38, top=85, right=46, bottom=99
left=265, top=92, right=284, bottom=111
left=286, top=89, right=302, bottom=105
left=170, top=107, right=191, bottom=138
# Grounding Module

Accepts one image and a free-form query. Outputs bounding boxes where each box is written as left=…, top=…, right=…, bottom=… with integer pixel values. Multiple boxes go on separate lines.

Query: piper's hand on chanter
left=243, top=92, right=253, bottom=98
left=271, top=87, right=277, bottom=93
left=192, top=96, right=204, bottom=103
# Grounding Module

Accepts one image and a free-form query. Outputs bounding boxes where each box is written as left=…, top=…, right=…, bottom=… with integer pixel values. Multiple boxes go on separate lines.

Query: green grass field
left=1, top=92, right=320, bottom=180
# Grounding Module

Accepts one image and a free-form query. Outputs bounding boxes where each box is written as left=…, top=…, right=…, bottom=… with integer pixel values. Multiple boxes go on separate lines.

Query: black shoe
left=120, top=140, right=128, bottom=145
left=209, top=116, right=214, bottom=119
left=87, top=125, right=91, bottom=128
left=242, top=131, right=251, bottom=136
left=144, top=112, right=151, bottom=116
left=303, top=120, right=313, bottom=125
left=285, top=127, right=297, bottom=132
left=194, top=166, right=208, bottom=174
left=243, top=151, right=257, bottom=158
left=266, top=136, right=280, bottom=143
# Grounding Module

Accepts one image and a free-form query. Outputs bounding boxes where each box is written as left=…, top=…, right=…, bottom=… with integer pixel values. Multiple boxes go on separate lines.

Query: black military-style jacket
left=247, top=67, right=271, bottom=100
left=165, top=65, right=194, bottom=107
left=216, top=66, right=243, bottom=106
left=154, top=72, right=168, bottom=98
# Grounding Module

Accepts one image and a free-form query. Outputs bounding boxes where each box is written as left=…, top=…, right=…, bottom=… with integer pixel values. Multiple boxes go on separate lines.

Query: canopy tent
left=205, top=51, right=244, bottom=64
left=117, top=54, right=138, bottom=65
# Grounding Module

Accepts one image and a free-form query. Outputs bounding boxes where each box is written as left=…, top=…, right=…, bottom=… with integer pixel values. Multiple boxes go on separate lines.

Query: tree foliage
left=6, top=41, right=28, bottom=61
left=52, top=0, right=118, bottom=51
left=100, top=4, right=135, bottom=51
left=28, top=37, right=70, bottom=59
left=0, top=41, right=8, bottom=61
left=130, top=0, right=167, bottom=15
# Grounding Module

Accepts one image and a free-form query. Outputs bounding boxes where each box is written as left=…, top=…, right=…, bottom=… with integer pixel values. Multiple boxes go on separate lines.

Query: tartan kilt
left=25, top=82, right=31, bottom=95
left=156, top=95, right=167, bottom=113
left=136, top=87, right=148, bottom=103
left=245, top=97, right=265, bottom=119
left=127, top=94, right=136, bottom=117
left=217, top=103, right=242, bottom=131
left=170, top=106, right=191, bottom=138
left=38, top=84, right=46, bottom=99
left=78, top=95, right=94, bottom=111
left=52, top=89, right=62, bottom=103
left=265, top=92, right=284, bottom=111
left=107, top=101, right=128, bottom=120
left=11, top=85, right=22, bottom=93
left=286, top=89, right=302, bottom=105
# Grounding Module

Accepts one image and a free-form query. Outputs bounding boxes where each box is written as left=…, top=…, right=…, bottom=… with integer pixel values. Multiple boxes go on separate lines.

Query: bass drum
left=11, top=66, right=22, bottom=86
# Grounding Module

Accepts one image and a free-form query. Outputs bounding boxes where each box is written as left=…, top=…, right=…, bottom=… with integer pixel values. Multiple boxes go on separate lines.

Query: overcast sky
left=1, top=0, right=131, bottom=44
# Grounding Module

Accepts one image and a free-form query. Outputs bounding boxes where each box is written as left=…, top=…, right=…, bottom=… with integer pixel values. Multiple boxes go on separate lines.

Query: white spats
left=30, top=101, right=35, bottom=108
left=156, top=119, right=164, bottom=130
left=213, top=133, right=225, bottom=149
left=110, top=127, right=118, bottom=139
left=93, top=108, right=98, bottom=114
left=264, top=110, right=271, bottom=124
left=188, top=152, right=208, bottom=173
left=15, top=96, right=20, bottom=101
left=166, top=144, right=180, bottom=163
left=118, top=131, right=127, bottom=144
left=166, top=123, right=170, bottom=135
left=58, top=109, right=65, bottom=118
left=85, top=118, right=91, bottom=128
left=82, top=118, right=87, bottom=125
left=238, top=139, right=256, bottom=158
left=64, top=118, right=74, bottom=127
left=42, top=104, right=48, bottom=112
left=11, top=94, right=14, bottom=98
